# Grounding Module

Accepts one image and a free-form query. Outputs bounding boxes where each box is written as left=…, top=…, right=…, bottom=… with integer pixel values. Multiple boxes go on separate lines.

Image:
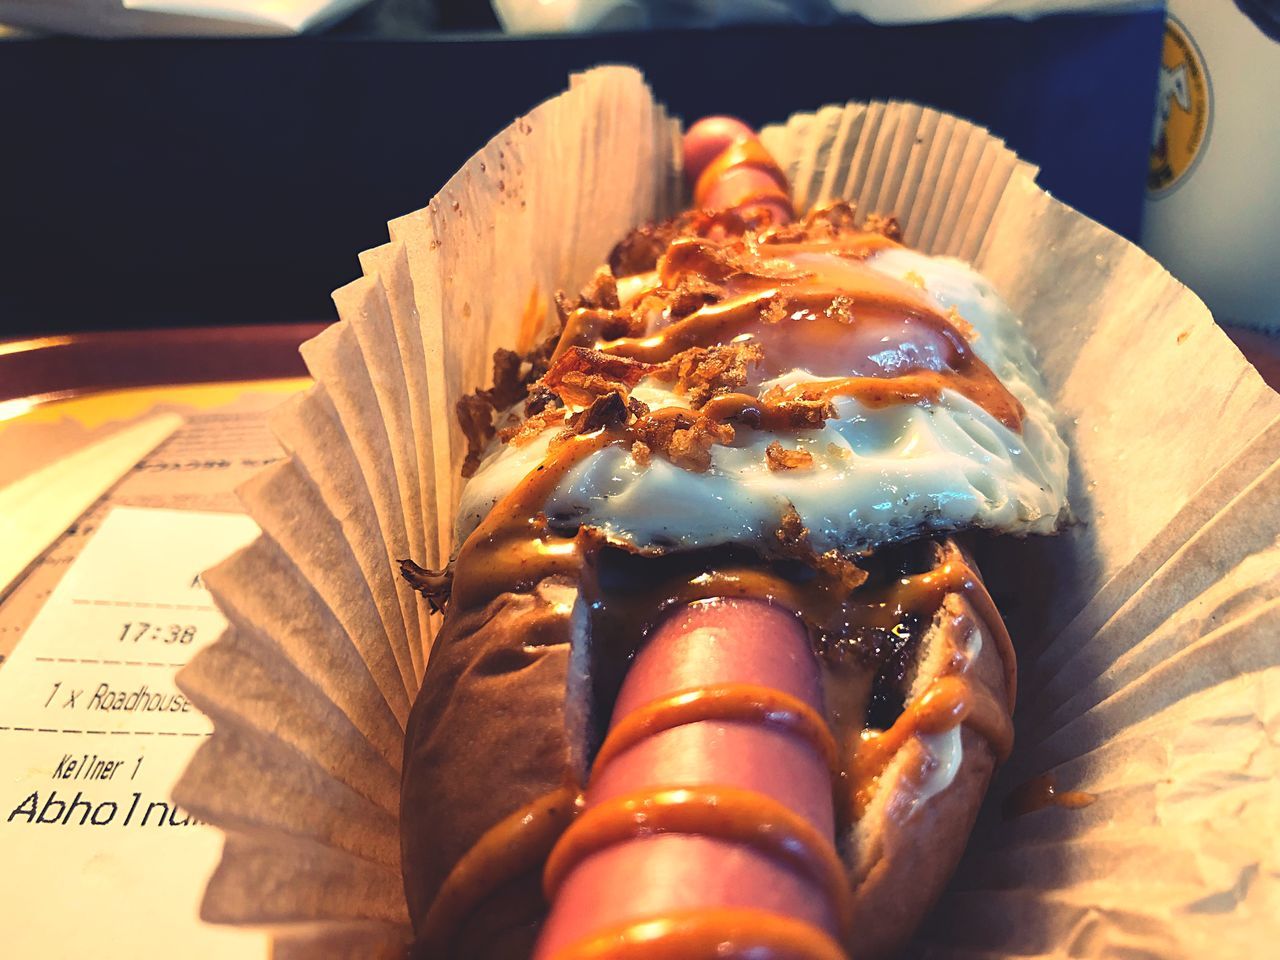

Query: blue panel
left=0, top=9, right=1165, bottom=333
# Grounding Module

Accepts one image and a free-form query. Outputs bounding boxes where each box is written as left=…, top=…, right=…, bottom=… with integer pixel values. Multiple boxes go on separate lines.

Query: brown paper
left=179, top=625, right=399, bottom=814
left=977, top=173, right=1280, bottom=626
left=1034, top=416, right=1280, bottom=690
left=175, top=66, right=1280, bottom=956
left=299, top=327, right=425, bottom=685
left=271, top=924, right=411, bottom=960
left=358, top=242, right=447, bottom=566
left=201, top=538, right=403, bottom=772
left=270, top=387, right=420, bottom=701
left=332, top=274, right=431, bottom=681
left=1023, top=457, right=1280, bottom=743
left=200, top=831, right=407, bottom=926
left=235, top=460, right=411, bottom=723
left=173, top=720, right=400, bottom=868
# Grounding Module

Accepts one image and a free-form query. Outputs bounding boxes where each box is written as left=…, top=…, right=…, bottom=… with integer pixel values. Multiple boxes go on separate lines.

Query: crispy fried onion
left=607, top=213, right=699, bottom=277
left=773, top=504, right=868, bottom=592
left=399, top=558, right=453, bottom=614
left=758, top=199, right=901, bottom=245
left=497, top=406, right=569, bottom=447
left=542, top=347, right=655, bottom=406
left=756, top=385, right=837, bottom=429
left=654, top=341, right=764, bottom=409
left=765, top=440, right=815, bottom=472
left=632, top=409, right=735, bottom=473
left=458, top=333, right=564, bottom=478
left=553, top=265, right=647, bottom=354
left=660, top=236, right=805, bottom=287
left=457, top=392, right=498, bottom=479
left=498, top=343, right=837, bottom=465
left=542, top=394, right=732, bottom=475
left=456, top=294, right=573, bottom=476
left=561, top=391, right=650, bottom=436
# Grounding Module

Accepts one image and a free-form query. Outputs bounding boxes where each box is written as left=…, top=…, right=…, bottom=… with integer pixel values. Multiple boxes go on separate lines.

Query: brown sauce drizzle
left=547, top=907, right=848, bottom=960
left=848, top=672, right=1015, bottom=821
left=542, top=784, right=854, bottom=938
left=449, top=429, right=617, bottom=613
left=589, top=683, right=841, bottom=778
left=601, top=283, right=945, bottom=370
left=763, top=371, right=1023, bottom=432
left=1002, top=773, right=1096, bottom=819
left=583, top=541, right=1015, bottom=713
left=699, top=390, right=769, bottom=424
left=594, top=241, right=1024, bottom=432
left=417, top=785, right=582, bottom=953
left=754, top=236, right=900, bottom=260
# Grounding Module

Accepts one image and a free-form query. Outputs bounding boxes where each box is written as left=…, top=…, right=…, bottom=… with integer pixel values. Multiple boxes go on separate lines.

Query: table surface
left=0, top=324, right=323, bottom=417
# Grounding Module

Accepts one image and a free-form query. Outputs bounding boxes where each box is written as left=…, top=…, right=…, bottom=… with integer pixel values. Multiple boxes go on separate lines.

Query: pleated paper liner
left=172, top=65, right=1280, bottom=958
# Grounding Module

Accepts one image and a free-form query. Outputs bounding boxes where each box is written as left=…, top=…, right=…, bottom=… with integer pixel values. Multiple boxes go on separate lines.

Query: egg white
left=457, top=248, right=1069, bottom=553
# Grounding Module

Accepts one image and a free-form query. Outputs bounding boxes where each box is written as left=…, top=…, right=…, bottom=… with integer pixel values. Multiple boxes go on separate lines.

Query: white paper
left=0, top=0, right=369, bottom=36
left=0, top=507, right=269, bottom=958
left=0, top=388, right=298, bottom=663
left=830, top=0, right=1154, bottom=24
left=494, top=0, right=1150, bottom=34
left=123, top=0, right=365, bottom=31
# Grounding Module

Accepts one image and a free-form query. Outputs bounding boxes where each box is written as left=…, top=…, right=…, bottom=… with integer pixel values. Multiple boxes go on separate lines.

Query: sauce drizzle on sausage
left=547, top=907, right=848, bottom=960
left=542, top=784, right=854, bottom=937
left=590, top=683, right=841, bottom=778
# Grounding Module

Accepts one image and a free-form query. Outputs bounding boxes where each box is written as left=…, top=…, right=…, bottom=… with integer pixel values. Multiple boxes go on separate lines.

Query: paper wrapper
left=173, top=66, right=1280, bottom=958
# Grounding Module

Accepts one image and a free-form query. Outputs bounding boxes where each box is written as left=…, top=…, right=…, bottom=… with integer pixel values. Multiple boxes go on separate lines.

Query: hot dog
left=400, top=118, right=1067, bottom=959
left=535, top=598, right=843, bottom=959
left=683, top=115, right=793, bottom=229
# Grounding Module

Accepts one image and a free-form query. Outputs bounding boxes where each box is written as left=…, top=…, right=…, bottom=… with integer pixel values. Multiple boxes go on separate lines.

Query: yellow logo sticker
left=1149, top=16, right=1212, bottom=195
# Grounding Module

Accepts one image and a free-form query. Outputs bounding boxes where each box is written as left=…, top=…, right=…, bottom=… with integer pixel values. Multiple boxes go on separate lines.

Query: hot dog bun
left=400, top=539, right=1014, bottom=959
left=844, top=586, right=1012, bottom=960
left=400, top=578, right=583, bottom=958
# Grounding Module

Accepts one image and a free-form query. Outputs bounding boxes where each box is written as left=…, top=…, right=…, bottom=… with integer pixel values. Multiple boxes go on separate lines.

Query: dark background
left=0, top=8, right=1164, bottom=337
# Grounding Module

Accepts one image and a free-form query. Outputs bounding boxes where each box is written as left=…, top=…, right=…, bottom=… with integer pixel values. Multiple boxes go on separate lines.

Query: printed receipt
left=0, top=506, right=270, bottom=958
